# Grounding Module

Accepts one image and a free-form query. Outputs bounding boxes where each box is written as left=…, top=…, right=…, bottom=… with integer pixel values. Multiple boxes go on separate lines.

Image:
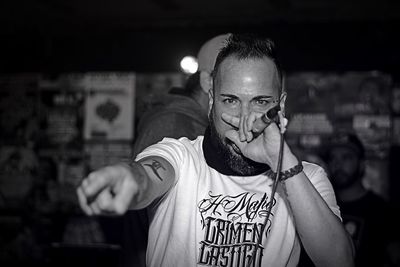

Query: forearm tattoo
left=144, top=159, right=166, bottom=181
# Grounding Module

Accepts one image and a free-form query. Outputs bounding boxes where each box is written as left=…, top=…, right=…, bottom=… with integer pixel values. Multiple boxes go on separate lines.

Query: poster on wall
left=286, top=71, right=391, bottom=120
left=83, top=73, right=135, bottom=140
left=331, top=72, right=391, bottom=120
left=0, top=146, right=37, bottom=207
left=285, top=71, right=391, bottom=147
left=39, top=75, right=85, bottom=148
left=0, top=74, right=40, bottom=145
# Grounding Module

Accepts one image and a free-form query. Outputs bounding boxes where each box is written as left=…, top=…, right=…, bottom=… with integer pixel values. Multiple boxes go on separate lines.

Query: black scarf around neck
left=202, top=127, right=270, bottom=176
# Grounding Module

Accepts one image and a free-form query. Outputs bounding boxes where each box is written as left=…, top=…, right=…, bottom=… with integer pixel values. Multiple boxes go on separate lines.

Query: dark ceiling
left=1, top=0, right=400, bottom=73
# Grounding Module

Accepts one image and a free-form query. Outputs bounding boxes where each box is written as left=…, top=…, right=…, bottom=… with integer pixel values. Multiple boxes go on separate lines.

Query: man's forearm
left=125, top=161, right=152, bottom=210
left=128, top=156, right=176, bottom=210
left=279, top=147, right=354, bottom=267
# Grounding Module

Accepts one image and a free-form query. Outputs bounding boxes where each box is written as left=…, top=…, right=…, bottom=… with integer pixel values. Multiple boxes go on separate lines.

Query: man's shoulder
left=302, top=161, right=325, bottom=174
left=145, top=135, right=204, bottom=151
left=301, top=161, right=331, bottom=186
left=167, top=135, right=204, bottom=147
left=136, top=136, right=205, bottom=169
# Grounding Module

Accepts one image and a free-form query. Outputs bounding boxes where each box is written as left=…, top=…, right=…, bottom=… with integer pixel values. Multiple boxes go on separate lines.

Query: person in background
left=121, top=34, right=231, bottom=267
left=132, top=72, right=208, bottom=157
left=132, top=33, right=231, bottom=157
left=77, top=33, right=354, bottom=267
left=324, top=131, right=396, bottom=267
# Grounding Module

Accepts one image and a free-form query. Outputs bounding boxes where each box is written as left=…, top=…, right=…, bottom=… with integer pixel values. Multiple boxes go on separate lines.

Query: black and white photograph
left=1, top=1, right=400, bottom=267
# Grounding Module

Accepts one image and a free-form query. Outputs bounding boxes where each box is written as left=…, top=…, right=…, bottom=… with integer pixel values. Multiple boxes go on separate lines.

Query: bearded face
left=327, top=147, right=364, bottom=189
left=208, top=108, right=268, bottom=176
left=206, top=56, right=279, bottom=176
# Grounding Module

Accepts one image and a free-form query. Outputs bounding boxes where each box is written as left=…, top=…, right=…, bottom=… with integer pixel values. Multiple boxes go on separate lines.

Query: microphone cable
left=247, top=116, right=286, bottom=267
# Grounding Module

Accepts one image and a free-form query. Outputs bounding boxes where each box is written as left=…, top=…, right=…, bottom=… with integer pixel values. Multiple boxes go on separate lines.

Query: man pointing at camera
left=77, top=34, right=354, bottom=267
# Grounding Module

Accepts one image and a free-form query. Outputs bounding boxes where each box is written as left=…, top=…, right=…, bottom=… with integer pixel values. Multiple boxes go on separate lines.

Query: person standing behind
left=132, top=72, right=208, bottom=157
left=132, top=33, right=231, bottom=156
left=325, top=131, right=395, bottom=267
left=121, top=34, right=231, bottom=267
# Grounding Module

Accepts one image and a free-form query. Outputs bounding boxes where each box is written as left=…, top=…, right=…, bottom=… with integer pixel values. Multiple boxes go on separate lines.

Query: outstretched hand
left=76, top=164, right=138, bottom=216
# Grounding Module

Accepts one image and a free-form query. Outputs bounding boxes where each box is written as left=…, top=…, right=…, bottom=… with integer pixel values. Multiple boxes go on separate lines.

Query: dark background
left=0, top=0, right=400, bottom=74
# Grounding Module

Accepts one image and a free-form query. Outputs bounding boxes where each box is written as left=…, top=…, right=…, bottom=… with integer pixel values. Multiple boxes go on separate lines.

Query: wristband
left=267, top=161, right=303, bottom=181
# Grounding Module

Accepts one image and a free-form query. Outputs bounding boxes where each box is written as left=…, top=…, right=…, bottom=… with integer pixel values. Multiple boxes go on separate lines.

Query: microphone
left=252, top=104, right=281, bottom=133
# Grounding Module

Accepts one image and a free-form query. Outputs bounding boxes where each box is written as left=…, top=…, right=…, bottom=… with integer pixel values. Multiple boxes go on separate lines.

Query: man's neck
left=202, top=127, right=269, bottom=176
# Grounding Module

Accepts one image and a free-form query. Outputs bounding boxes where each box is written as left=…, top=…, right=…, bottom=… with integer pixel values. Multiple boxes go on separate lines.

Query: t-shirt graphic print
left=197, top=191, right=277, bottom=267
left=137, top=136, right=340, bottom=267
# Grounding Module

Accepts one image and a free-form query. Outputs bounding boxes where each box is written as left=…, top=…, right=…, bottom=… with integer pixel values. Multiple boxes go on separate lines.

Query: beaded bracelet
left=267, top=161, right=303, bottom=181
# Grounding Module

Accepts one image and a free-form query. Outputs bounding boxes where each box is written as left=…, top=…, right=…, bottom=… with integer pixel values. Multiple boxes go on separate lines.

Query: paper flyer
left=83, top=73, right=135, bottom=140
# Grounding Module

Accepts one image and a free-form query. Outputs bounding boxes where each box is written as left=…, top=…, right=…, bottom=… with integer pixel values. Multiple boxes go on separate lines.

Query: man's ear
left=208, top=87, right=214, bottom=117
left=279, top=92, right=287, bottom=117
left=200, top=71, right=212, bottom=94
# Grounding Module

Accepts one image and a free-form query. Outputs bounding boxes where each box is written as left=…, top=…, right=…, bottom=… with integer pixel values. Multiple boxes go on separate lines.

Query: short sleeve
left=135, top=137, right=188, bottom=182
left=303, top=161, right=342, bottom=220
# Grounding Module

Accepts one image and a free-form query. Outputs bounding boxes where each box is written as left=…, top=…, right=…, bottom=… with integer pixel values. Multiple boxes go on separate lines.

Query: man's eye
left=223, top=99, right=237, bottom=104
left=255, top=99, right=269, bottom=106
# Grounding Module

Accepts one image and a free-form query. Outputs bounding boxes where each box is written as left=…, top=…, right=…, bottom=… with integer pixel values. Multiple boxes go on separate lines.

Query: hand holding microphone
left=221, top=93, right=288, bottom=141
left=252, top=104, right=281, bottom=133
left=221, top=93, right=289, bottom=166
left=252, top=94, right=288, bottom=135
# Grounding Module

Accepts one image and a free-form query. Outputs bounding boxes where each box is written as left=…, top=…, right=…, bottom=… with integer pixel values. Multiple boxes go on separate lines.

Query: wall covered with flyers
left=0, top=71, right=186, bottom=265
left=0, top=70, right=399, bottom=265
left=285, top=71, right=398, bottom=199
left=0, top=71, right=398, bottom=205
left=0, top=72, right=187, bottom=207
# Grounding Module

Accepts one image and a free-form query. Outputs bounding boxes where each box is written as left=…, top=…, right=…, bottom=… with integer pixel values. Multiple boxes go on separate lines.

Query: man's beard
left=208, top=112, right=268, bottom=176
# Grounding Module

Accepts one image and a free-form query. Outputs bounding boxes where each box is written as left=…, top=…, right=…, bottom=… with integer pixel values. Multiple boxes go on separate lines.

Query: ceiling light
left=180, top=56, right=198, bottom=74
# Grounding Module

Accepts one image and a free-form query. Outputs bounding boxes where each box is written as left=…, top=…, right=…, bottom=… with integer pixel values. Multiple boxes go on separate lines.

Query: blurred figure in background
left=132, top=71, right=208, bottom=157
left=324, top=131, right=397, bottom=267
left=132, top=33, right=231, bottom=157
left=121, top=34, right=231, bottom=267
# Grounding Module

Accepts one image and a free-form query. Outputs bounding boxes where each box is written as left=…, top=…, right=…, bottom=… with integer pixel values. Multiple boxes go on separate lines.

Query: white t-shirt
left=136, top=136, right=340, bottom=267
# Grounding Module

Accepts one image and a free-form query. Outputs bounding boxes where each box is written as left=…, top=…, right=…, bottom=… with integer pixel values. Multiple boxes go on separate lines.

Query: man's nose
left=239, top=103, right=251, bottom=117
